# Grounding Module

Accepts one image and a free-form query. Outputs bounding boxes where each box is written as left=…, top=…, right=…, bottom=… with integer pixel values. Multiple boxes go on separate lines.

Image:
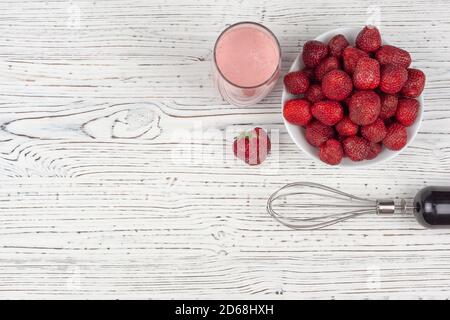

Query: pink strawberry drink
left=213, top=22, right=281, bottom=106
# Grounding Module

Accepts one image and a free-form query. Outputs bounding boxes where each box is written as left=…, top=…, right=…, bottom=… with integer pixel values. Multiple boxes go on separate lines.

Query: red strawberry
left=342, top=136, right=370, bottom=161
left=321, top=69, right=353, bottom=101
left=356, top=26, right=382, bottom=52
left=311, top=100, right=344, bottom=126
left=305, top=84, right=324, bottom=103
left=233, top=127, right=271, bottom=165
left=302, top=40, right=329, bottom=68
left=301, top=67, right=315, bottom=81
left=284, top=71, right=310, bottom=95
left=396, top=98, right=419, bottom=127
left=401, top=68, right=426, bottom=98
left=305, top=120, right=334, bottom=147
left=353, top=57, right=380, bottom=90
left=315, top=56, right=340, bottom=81
left=361, top=118, right=387, bottom=143
left=342, top=46, right=369, bottom=74
left=319, top=139, right=344, bottom=165
left=375, top=45, right=411, bottom=68
left=335, top=117, right=359, bottom=136
left=379, top=93, right=398, bottom=120
left=328, top=34, right=349, bottom=58
left=348, top=91, right=381, bottom=125
left=283, top=99, right=312, bottom=126
left=380, top=65, right=408, bottom=94
left=383, top=123, right=407, bottom=150
left=366, top=142, right=382, bottom=160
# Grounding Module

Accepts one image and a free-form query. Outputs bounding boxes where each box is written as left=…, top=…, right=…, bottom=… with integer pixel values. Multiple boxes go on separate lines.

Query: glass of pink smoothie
left=213, top=22, right=281, bottom=106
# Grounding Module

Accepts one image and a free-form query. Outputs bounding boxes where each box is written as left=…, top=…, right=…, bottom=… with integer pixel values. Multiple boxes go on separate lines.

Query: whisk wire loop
left=266, top=182, right=378, bottom=230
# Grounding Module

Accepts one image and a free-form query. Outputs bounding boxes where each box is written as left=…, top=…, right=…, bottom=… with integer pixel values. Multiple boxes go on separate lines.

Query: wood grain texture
left=0, top=0, right=450, bottom=299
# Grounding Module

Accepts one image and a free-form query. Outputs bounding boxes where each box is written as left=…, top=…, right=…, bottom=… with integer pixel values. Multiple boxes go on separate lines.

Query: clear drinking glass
left=212, top=22, right=281, bottom=107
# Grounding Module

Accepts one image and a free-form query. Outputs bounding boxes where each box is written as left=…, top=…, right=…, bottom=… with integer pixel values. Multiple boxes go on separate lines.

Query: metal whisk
left=266, top=182, right=414, bottom=230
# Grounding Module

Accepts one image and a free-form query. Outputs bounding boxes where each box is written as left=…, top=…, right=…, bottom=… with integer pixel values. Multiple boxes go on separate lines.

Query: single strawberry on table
left=233, top=127, right=271, bottom=166
left=284, top=71, right=310, bottom=95
left=283, top=99, right=312, bottom=126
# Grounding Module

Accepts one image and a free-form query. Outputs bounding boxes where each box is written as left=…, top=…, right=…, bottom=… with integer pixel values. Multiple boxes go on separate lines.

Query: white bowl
left=282, top=27, right=424, bottom=168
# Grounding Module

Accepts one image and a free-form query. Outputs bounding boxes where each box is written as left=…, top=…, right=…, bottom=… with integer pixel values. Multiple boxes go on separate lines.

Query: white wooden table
left=1, top=0, right=449, bottom=299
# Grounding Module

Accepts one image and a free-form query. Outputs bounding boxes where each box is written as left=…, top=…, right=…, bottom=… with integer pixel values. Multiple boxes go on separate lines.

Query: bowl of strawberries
left=282, top=26, right=425, bottom=167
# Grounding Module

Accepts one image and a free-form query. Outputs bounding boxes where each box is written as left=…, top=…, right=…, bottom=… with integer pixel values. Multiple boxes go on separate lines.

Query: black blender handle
left=414, top=186, right=450, bottom=228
